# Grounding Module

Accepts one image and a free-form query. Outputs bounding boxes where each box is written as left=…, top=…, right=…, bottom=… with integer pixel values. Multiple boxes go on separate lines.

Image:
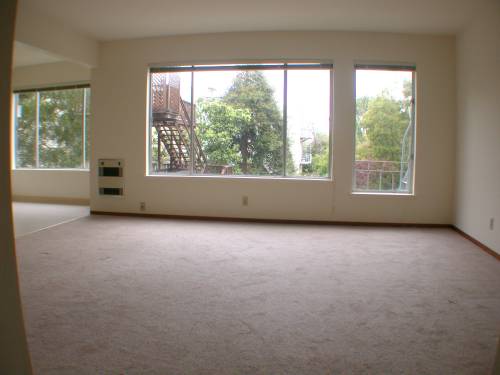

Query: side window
left=14, top=86, right=91, bottom=169
left=353, top=66, right=415, bottom=193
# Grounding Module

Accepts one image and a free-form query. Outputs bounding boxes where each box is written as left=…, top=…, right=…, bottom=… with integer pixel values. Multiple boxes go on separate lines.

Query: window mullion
left=409, top=71, right=417, bottom=191
left=190, top=70, right=195, bottom=175
left=35, top=91, right=40, bottom=168
left=329, top=69, right=334, bottom=179
left=13, top=94, right=18, bottom=168
left=82, top=88, right=87, bottom=169
left=283, top=68, right=288, bottom=177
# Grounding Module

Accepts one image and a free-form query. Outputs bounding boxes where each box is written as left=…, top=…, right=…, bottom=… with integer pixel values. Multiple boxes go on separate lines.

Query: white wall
left=11, top=61, right=91, bottom=91
left=11, top=61, right=91, bottom=202
left=91, top=31, right=456, bottom=223
left=11, top=170, right=89, bottom=202
left=455, top=3, right=500, bottom=253
left=15, top=3, right=98, bottom=67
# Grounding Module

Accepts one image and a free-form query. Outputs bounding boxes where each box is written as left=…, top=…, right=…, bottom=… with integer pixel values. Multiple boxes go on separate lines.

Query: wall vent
left=98, top=159, right=124, bottom=196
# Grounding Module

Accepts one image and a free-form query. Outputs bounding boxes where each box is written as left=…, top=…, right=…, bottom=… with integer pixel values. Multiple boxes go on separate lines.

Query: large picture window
left=353, top=66, right=416, bottom=193
left=14, top=85, right=91, bottom=169
left=148, top=63, right=332, bottom=178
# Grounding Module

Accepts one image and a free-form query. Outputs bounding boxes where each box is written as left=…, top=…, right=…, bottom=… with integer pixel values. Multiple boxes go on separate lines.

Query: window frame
left=147, top=62, right=334, bottom=180
left=13, top=84, right=91, bottom=170
left=352, top=64, right=416, bottom=195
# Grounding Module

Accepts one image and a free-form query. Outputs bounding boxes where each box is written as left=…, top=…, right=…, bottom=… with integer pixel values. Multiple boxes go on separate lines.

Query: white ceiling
left=13, top=41, right=63, bottom=67
left=19, top=0, right=492, bottom=41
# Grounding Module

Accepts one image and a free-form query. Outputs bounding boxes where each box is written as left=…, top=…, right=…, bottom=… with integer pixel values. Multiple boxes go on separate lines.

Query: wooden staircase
left=151, top=73, right=206, bottom=173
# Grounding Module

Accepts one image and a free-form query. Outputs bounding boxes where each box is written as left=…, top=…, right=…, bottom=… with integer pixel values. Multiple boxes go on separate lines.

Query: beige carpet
left=13, top=202, right=89, bottom=237
left=16, top=215, right=500, bottom=374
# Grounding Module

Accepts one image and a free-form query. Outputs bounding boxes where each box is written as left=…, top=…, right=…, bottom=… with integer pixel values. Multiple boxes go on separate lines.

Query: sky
left=356, top=70, right=412, bottom=100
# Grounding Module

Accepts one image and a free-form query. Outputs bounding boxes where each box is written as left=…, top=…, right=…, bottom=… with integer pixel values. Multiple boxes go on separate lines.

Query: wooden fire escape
left=151, top=73, right=206, bottom=172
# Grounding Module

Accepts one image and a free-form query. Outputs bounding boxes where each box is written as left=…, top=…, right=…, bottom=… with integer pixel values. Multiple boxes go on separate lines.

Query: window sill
left=145, top=174, right=333, bottom=182
left=13, top=168, right=90, bottom=172
left=351, top=191, right=415, bottom=197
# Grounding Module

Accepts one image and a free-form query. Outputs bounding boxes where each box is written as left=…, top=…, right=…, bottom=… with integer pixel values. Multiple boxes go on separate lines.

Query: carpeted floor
left=13, top=202, right=89, bottom=237
left=15, top=215, right=500, bottom=374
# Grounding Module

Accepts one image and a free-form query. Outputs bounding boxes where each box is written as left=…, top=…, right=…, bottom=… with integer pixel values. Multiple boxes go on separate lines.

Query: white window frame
left=352, top=64, right=416, bottom=195
left=13, top=84, right=91, bottom=170
left=147, top=62, right=334, bottom=180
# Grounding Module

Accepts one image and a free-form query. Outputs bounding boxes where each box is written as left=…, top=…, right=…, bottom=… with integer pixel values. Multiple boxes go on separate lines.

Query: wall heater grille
left=98, top=159, right=124, bottom=196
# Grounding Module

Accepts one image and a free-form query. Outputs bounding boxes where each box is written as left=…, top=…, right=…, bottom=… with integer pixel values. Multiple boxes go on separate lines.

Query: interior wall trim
left=90, top=210, right=451, bottom=227
left=453, top=226, right=500, bottom=261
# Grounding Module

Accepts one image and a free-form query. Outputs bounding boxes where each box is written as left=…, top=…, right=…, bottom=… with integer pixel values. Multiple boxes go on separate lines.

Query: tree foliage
left=16, top=93, right=37, bottom=167
left=39, top=89, right=85, bottom=168
left=355, top=87, right=412, bottom=163
left=15, top=88, right=90, bottom=169
left=197, top=71, right=288, bottom=175
left=196, top=100, right=251, bottom=173
left=354, top=80, right=413, bottom=191
left=301, top=132, right=329, bottom=176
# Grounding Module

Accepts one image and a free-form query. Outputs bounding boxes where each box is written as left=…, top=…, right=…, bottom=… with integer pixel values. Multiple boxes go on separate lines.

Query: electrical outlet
left=242, top=196, right=249, bottom=206
left=489, top=218, right=494, bottom=231
left=140, top=202, right=146, bottom=211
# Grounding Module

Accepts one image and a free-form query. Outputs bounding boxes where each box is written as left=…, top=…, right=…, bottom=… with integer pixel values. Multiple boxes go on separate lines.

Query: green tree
left=224, top=71, right=284, bottom=174
left=357, top=95, right=409, bottom=161
left=402, top=79, right=413, bottom=111
left=39, top=89, right=85, bottom=168
left=197, top=71, right=291, bottom=175
left=196, top=99, right=251, bottom=173
left=355, top=96, right=370, bottom=143
left=354, top=84, right=413, bottom=191
left=15, top=92, right=37, bottom=167
left=301, top=132, right=329, bottom=176
left=15, top=88, right=89, bottom=169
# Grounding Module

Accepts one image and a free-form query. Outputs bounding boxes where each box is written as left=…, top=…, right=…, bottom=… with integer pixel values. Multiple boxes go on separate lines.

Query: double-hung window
left=13, top=85, right=91, bottom=169
left=148, top=63, right=333, bottom=178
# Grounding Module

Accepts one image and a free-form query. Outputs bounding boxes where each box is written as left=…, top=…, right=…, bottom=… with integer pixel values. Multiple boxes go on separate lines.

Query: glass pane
left=39, top=88, right=84, bottom=168
left=15, top=92, right=37, bottom=168
left=150, top=72, right=192, bottom=175
left=193, top=70, right=284, bottom=176
left=286, top=69, right=331, bottom=177
left=354, top=69, right=414, bottom=192
left=84, top=88, right=91, bottom=169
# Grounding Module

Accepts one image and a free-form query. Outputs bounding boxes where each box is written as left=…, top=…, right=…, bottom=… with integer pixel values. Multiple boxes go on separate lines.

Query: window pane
left=150, top=72, right=192, bottom=175
left=39, top=88, right=84, bottom=168
left=15, top=92, right=37, bottom=168
left=286, top=70, right=331, bottom=177
left=354, top=69, right=414, bottom=193
left=194, top=70, right=284, bottom=176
